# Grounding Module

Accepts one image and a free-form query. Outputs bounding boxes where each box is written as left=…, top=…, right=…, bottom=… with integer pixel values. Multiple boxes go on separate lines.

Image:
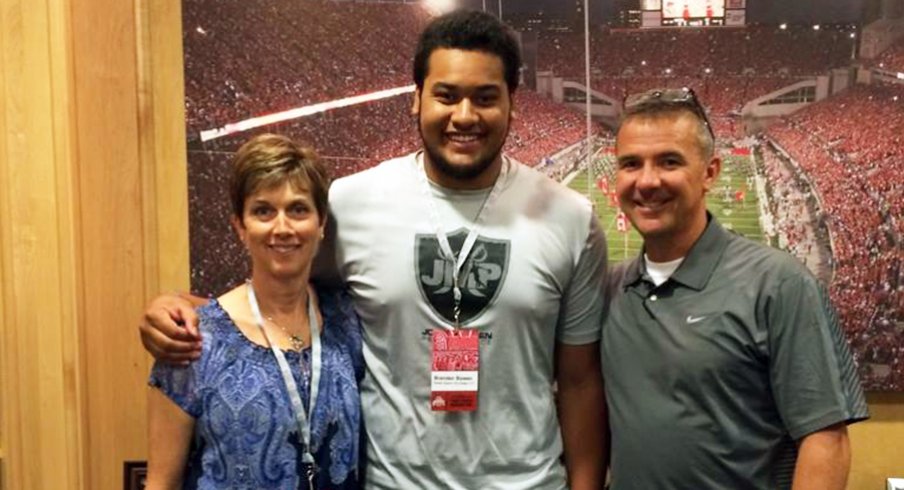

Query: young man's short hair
left=413, top=10, right=521, bottom=94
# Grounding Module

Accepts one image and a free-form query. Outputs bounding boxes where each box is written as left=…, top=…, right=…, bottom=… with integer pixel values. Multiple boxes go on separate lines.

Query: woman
left=146, top=134, right=363, bottom=489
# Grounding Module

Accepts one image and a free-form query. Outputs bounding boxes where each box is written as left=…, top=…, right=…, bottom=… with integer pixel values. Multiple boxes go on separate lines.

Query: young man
left=603, top=87, right=868, bottom=489
left=142, top=10, right=607, bottom=489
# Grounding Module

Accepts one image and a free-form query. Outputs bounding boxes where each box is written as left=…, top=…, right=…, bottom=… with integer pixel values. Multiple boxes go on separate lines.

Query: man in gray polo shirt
left=603, top=87, right=868, bottom=490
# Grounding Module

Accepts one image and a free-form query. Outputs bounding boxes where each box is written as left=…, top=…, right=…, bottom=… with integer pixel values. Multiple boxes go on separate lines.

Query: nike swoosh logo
left=686, top=315, right=707, bottom=324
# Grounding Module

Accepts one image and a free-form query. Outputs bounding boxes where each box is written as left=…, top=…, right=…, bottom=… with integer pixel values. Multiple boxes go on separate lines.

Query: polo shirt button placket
left=649, top=294, right=658, bottom=302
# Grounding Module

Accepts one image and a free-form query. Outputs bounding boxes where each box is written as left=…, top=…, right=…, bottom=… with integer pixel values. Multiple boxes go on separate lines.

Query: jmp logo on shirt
left=415, top=229, right=509, bottom=325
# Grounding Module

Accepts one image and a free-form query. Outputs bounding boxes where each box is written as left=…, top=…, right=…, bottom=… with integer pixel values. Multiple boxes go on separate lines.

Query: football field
left=568, top=153, right=765, bottom=264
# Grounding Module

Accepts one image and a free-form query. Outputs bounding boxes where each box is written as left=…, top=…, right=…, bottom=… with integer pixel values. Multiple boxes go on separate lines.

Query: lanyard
left=415, top=152, right=509, bottom=328
left=246, top=282, right=322, bottom=471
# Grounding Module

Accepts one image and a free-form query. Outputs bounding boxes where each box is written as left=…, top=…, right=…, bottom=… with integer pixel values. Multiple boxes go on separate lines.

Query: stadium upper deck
left=874, top=35, right=904, bottom=72
left=538, top=24, right=856, bottom=78
left=588, top=75, right=797, bottom=139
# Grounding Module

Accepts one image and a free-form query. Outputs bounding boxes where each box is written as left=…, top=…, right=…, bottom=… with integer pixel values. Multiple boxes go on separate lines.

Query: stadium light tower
left=850, top=31, right=857, bottom=60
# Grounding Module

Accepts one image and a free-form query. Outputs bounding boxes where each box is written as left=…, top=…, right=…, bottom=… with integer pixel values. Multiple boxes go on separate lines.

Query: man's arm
left=139, top=293, right=206, bottom=364
left=791, top=422, right=850, bottom=490
left=556, top=341, right=607, bottom=490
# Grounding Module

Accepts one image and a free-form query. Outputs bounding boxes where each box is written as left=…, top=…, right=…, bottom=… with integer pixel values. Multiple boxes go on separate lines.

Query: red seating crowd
left=766, top=83, right=904, bottom=389
left=182, top=0, right=430, bottom=135
left=874, top=36, right=904, bottom=73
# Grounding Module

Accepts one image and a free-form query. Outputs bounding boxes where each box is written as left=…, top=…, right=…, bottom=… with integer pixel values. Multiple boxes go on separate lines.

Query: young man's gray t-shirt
left=327, top=152, right=608, bottom=489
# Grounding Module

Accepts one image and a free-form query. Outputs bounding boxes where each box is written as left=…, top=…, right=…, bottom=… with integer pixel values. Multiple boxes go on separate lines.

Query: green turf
left=569, top=154, right=764, bottom=264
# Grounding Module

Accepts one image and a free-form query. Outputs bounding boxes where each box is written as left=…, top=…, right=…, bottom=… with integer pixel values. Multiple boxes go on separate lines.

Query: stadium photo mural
left=181, top=0, right=903, bottom=391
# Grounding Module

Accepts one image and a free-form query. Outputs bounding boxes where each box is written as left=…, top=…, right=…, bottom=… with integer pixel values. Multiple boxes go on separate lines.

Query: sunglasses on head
left=623, top=87, right=714, bottom=140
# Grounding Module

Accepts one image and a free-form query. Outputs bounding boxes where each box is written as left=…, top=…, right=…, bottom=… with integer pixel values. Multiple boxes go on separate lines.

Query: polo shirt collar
left=622, top=213, right=730, bottom=291
left=669, top=214, right=730, bottom=290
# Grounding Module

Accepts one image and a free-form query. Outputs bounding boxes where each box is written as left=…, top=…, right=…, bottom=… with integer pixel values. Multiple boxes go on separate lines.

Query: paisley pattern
left=150, top=288, right=364, bottom=489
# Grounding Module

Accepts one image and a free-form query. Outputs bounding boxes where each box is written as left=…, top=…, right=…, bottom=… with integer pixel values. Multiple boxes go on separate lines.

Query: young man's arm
left=791, top=422, right=850, bottom=490
left=139, top=293, right=205, bottom=364
left=556, top=341, right=607, bottom=490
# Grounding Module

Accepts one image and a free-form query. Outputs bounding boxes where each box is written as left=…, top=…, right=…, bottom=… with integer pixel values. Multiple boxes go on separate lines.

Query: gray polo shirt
left=602, top=216, right=868, bottom=490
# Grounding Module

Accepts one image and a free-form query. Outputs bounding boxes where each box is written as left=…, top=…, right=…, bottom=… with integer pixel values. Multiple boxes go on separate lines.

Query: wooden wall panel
left=0, top=0, right=8, bottom=470
left=849, top=394, right=904, bottom=488
left=1, top=0, right=188, bottom=488
left=137, top=0, right=190, bottom=295
left=70, top=0, right=147, bottom=480
left=68, top=0, right=188, bottom=486
left=0, top=0, right=85, bottom=488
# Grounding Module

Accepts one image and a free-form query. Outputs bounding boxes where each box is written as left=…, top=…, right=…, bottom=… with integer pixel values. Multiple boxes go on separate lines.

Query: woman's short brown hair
left=229, top=134, right=330, bottom=222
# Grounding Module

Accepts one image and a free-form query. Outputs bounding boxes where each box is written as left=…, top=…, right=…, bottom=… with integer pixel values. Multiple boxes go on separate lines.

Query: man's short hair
left=620, top=87, right=715, bottom=158
left=413, top=9, right=521, bottom=94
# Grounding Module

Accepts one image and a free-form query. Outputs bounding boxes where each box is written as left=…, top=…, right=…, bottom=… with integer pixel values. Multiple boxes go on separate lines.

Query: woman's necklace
left=248, top=280, right=309, bottom=351
left=265, top=315, right=306, bottom=351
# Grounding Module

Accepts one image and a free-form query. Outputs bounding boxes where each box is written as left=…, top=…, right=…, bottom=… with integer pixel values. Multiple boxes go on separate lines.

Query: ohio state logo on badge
left=415, top=229, right=510, bottom=325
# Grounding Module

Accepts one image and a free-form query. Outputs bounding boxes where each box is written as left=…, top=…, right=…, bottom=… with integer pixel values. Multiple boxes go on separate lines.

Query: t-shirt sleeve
left=324, top=288, right=365, bottom=382
left=556, top=212, right=608, bottom=345
left=766, top=271, right=869, bottom=440
left=311, top=208, right=344, bottom=288
left=147, top=319, right=212, bottom=418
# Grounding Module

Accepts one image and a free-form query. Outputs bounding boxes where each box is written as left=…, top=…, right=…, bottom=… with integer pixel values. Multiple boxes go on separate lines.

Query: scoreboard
left=640, top=0, right=746, bottom=27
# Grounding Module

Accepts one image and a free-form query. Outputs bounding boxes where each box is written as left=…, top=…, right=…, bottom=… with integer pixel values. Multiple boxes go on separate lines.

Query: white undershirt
left=644, top=254, right=685, bottom=286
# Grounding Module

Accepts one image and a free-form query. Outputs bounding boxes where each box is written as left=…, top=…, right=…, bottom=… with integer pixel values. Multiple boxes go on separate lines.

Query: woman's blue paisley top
left=149, top=288, right=364, bottom=489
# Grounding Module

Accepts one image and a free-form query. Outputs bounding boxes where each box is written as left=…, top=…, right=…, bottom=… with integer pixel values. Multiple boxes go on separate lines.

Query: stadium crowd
left=590, top=75, right=797, bottom=139
left=192, top=89, right=598, bottom=177
left=538, top=24, right=855, bottom=79
left=541, top=24, right=853, bottom=140
left=182, top=0, right=430, bottom=134
left=183, top=0, right=599, bottom=172
left=874, top=35, right=904, bottom=73
left=766, top=82, right=904, bottom=389
left=758, top=144, right=828, bottom=271
left=505, top=91, right=605, bottom=166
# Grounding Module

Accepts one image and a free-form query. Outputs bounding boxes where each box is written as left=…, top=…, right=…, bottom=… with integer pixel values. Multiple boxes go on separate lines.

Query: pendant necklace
left=249, top=280, right=308, bottom=351
left=266, top=314, right=306, bottom=351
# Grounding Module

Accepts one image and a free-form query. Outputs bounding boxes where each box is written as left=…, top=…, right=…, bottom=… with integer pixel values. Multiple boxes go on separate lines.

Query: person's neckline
left=416, top=150, right=510, bottom=192
left=212, top=297, right=314, bottom=357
